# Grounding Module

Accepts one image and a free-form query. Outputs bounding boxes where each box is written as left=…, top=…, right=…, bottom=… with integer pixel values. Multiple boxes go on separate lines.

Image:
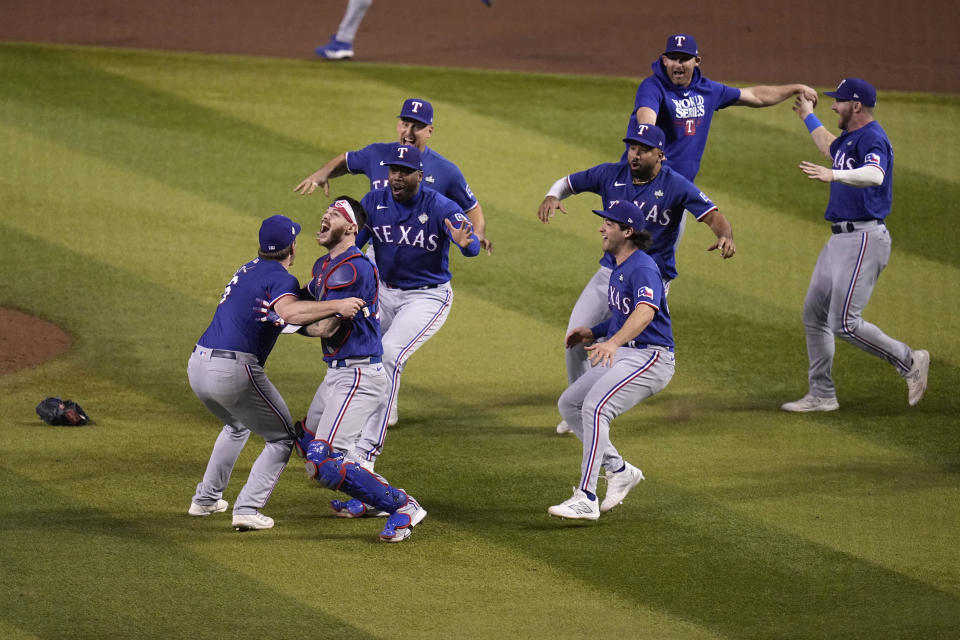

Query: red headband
left=332, top=199, right=356, bottom=225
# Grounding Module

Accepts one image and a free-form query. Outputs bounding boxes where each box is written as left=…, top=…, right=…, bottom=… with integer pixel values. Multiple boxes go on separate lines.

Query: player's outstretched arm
left=293, top=152, right=349, bottom=195
left=701, top=211, right=736, bottom=259
left=793, top=95, right=835, bottom=157
left=538, top=176, right=573, bottom=224
left=273, top=295, right=364, bottom=325
left=738, top=84, right=818, bottom=108
left=465, top=203, right=493, bottom=255
left=444, top=217, right=481, bottom=256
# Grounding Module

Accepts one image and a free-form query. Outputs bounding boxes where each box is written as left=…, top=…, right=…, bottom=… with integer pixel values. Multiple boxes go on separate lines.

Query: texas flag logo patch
left=638, top=285, right=654, bottom=300
left=864, top=152, right=881, bottom=166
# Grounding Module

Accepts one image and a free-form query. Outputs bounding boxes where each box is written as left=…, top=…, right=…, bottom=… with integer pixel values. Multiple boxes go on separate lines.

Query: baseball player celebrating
left=549, top=202, right=674, bottom=521
left=297, top=196, right=387, bottom=456
left=346, top=143, right=480, bottom=469
left=265, top=197, right=426, bottom=541
left=783, top=79, right=929, bottom=411
left=295, top=97, right=490, bottom=427
left=628, top=33, right=818, bottom=181
left=294, top=98, right=491, bottom=255
left=539, top=124, right=733, bottom=434
left=187, top=214, right=364, bottom=531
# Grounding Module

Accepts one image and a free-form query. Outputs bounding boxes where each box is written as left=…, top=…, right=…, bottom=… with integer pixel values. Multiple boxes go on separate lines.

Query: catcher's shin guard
left=305, top=439, right=408, bottom=512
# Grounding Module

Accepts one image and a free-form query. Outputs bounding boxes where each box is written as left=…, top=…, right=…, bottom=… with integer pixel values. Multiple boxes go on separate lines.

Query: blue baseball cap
left=623, top=123, right=666, bottom=150
left=397, top=98, right=433, bottom=125
left=664, top=33, right=699, bottom=57
left=593, top=201, right=647, bottom=233
left=259, top=214, right=301, bottom=251
left=825, top=78, right=877, bottom=107
left=384, top=144, right=423, bottom=171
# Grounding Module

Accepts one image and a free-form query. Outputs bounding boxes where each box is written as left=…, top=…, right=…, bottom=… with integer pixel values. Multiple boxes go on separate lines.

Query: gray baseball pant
left=802, top=224, right=912, bottom=398
left=558, top=346, right=675, bottom=495
left=188, top=348, right=293, bottom=515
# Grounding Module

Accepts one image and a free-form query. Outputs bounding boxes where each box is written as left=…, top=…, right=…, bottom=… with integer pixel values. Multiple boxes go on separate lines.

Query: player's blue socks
left=305, top=440, right=408, bottom=513
left=585, top=490, right=597, bottom=501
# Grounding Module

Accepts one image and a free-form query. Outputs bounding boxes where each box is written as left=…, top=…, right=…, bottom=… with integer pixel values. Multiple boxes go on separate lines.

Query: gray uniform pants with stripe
left=352, top=282, right=453, bottom=463
left=558, top=346, right=675, bottom=495
left=188, top=349, right=293, bottom=515
left=802, top=224, right=912, bottom=398
left=306, top=361, right=389, bottom=452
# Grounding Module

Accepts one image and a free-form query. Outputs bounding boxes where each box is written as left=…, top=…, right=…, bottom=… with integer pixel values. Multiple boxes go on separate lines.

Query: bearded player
left=538, top=124, right=733, bottom=435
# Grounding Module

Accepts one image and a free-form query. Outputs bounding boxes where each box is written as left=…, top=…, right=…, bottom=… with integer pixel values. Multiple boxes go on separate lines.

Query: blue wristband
left=804, top=113, right=822, bottom=133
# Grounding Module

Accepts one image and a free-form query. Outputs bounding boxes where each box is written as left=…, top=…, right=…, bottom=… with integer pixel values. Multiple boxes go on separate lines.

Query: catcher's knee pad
left=340, top=463, right=408, bottom=514
left=305, top=440, right=347, bottom=490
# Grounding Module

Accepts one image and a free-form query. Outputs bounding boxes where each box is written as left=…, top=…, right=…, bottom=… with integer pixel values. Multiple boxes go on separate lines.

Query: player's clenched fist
left=331, top=297, right=366, bottom=318
left=537, top=196, right=568, bottom=224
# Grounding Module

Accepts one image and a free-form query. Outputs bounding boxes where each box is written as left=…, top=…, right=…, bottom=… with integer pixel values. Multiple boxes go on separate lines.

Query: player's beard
left=320, top=225, right=346, bottom=249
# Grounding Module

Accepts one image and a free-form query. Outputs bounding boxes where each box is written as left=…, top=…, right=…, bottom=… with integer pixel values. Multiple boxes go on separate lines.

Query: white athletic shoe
left=600, top=463, right=645, bottom=513
left=780, top=394, right=839, bottom=413
left=548, top=488, right=600, bottom=521
left=188, top=499, right=228, bottom=517
left=905, top=349, right=930, bottom=406
left=232, top=512, right=274, bottom=531
left=379, top=497, right=427, bottom=542
left=387, top=404, right=399, bottom=428
left=556, top=420, right=571, bottom=435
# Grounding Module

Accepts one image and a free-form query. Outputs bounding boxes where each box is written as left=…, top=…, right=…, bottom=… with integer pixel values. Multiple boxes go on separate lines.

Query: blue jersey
left=825, top=121, right=893, bottom=222
left=628, top=62, right=741, bottom=180
left=345, top=142, right=479, bottom=213
left=590, top=249, right=674, bottom=350
left=357, top=187, right=480, bottom=289
left=568, top=163, right=718, bottom=280
left=306, top=246, right=383, bottom=362
left=197, top=258, right=300, bottom=366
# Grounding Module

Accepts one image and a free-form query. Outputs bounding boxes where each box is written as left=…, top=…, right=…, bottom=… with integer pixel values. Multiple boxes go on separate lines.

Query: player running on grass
left=548, top=202, right=674, bottom=521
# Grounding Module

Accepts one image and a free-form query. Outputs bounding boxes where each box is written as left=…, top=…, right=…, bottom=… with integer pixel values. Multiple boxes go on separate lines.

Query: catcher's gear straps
left=305, top=440, right=407, bottom=513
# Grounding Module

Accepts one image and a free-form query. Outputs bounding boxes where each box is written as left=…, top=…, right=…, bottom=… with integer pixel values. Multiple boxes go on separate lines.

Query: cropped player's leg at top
left=315, top=0, right=373, bottom=60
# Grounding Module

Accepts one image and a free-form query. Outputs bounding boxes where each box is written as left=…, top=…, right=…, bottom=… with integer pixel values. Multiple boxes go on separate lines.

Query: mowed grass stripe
left=1, top=43, right=958, bottom=639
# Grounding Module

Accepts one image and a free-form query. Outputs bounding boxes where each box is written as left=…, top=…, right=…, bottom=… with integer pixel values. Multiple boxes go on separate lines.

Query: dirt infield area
left=2, top=0, right=957, bottom=92
left=0, top=0, right=954, bottom=374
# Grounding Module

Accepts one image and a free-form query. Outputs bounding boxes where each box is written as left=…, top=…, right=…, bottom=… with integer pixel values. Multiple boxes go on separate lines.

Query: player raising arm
left=294, top=98, right=492, bottom=255
left=780, top=78, right=929, bottom=412
left=629, top=33, right=817, bottom=181
left=538, top=124, right=733, bottom=434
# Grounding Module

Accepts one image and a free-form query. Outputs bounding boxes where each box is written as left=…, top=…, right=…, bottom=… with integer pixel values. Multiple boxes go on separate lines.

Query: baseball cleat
left=548, top=488, right=600, bottom=521
left=780, top=394, right=839, bottom=413
left=331, top=498, right=389, bottom=518
left=315, top=36, right=354, bottom=60
left=188, top=499, right=228, bottom=516
left=600, top=463, right=645, bottom=513
left=555, top=420, right=571, bottom=435
left=232, top=512, right=274, bottom=531
left=905, top=349, right=930, bottom=406
left=379, top=497, right=427, bottom=542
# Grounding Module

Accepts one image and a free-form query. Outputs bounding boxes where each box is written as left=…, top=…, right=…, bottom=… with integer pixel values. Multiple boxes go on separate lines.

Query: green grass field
left=1, top=43, right=958, bottom=639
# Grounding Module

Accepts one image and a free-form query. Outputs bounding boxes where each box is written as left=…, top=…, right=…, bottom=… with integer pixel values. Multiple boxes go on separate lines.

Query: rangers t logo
left=397, top=146, right=408, bottom=159
left=674, top=36, right=686, bottom=48
left=410, top=101, right=423, bottom=113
